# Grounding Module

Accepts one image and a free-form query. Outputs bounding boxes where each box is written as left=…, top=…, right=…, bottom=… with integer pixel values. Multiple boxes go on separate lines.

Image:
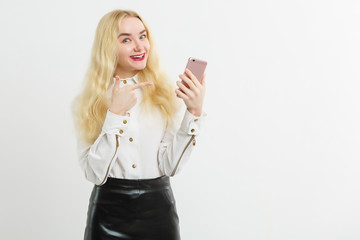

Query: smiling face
left=114, top=16, right=150, bottom=78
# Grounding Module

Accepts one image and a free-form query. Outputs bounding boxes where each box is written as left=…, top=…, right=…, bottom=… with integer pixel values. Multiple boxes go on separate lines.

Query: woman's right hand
left=109, top=75, right=152, bottom=116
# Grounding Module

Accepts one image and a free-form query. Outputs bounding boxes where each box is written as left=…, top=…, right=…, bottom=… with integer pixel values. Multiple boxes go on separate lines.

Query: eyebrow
left=118, top=29, right=147, bottom=38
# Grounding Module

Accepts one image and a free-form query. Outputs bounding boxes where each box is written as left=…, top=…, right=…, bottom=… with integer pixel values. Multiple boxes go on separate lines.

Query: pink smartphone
left=184, top=57, right=207, bottom=83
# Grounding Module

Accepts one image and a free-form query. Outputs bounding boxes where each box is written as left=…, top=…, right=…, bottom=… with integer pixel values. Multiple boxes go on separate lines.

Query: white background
left=1, top=0, right=359, bottom=239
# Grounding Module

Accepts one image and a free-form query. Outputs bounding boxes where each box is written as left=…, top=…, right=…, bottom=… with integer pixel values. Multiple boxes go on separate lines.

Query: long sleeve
left=77, top=109, right=130, bottom=185
left=158, top=109, right=206, bottom=176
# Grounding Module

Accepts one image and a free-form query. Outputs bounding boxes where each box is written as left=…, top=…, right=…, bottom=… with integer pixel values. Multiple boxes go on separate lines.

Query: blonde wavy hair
left=72, top=9, right=178, bottom=145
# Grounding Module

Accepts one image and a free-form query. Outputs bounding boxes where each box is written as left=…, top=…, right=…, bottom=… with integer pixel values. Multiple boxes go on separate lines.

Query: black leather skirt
left=84, top=176, right=180, bottom=240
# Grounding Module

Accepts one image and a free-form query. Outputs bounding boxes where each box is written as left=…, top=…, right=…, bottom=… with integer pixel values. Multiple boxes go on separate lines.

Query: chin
left=132, top=65, right=146, bottom=72
left=134, top=61, right=148, bottom=71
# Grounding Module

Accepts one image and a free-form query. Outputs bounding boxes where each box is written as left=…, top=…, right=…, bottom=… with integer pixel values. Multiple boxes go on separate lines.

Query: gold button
left=191, top=129, right=195, bottom=133
left=127, top=112, right=131, bottom=117
left=129, top=137, right=133, bottom=142
left=193, top=142, right=196, bottom=146
left=123, top=120, right=127, bottom=124
left=123, top=80, right=127, bottom=84
left=194, top=119, right=198, bottom=122
left=119, top=129, right=123, bottom=134
left=132, top=164, right=136, bottom=168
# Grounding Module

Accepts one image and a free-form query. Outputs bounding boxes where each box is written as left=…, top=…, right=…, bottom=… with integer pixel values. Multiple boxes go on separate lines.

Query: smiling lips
left=130, top=53, right=145, bottom=61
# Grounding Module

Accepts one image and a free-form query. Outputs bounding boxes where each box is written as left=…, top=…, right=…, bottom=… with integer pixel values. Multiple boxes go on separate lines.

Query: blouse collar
left=113, top=74, right=138, bottom=84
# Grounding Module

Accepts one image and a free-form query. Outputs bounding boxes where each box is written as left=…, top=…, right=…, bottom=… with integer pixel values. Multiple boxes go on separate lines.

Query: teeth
left=131, top=54, right=144, bottom=59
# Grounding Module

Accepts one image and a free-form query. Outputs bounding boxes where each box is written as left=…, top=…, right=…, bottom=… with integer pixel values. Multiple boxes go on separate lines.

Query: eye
left=140, top=34, right=147, bottom=40
left=122, top=38, right=130, bottom=43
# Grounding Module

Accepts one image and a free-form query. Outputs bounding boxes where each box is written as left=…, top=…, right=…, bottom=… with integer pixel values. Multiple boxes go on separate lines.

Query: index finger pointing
left=131, top=81, right=153, bottom=90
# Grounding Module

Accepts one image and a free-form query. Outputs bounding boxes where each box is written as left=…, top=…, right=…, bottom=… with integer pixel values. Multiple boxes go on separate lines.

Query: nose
left=133, top=39, right=143, bottom=52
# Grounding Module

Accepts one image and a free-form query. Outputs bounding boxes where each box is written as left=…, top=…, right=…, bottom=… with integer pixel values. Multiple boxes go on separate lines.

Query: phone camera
left=192, top=59, right=195, bottom=62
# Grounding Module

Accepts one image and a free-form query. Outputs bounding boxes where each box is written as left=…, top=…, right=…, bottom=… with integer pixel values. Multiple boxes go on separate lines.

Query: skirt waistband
left=101, top=175, right=170, bottom=189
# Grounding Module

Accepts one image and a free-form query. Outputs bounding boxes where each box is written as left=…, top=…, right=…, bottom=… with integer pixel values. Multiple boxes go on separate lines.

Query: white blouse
left=77, top=75, right=205, bottom=185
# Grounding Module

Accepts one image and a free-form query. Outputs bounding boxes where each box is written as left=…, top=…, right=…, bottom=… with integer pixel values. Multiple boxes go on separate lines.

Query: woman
left=73, top=9, right=206, bottom=240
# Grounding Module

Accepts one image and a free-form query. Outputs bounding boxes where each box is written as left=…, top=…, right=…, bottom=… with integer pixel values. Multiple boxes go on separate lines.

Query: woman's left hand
left=175, top=68, right=206, bottom=117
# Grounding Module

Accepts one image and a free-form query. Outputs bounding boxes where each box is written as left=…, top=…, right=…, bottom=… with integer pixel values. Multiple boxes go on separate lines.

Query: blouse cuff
left=179, top=109, right=207, bottom=136
left=102, top=109, right=130, bottom=135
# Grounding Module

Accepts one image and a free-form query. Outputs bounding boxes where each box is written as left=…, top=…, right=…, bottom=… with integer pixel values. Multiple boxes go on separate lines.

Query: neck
left=114, top=68, right=138, bottom=79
